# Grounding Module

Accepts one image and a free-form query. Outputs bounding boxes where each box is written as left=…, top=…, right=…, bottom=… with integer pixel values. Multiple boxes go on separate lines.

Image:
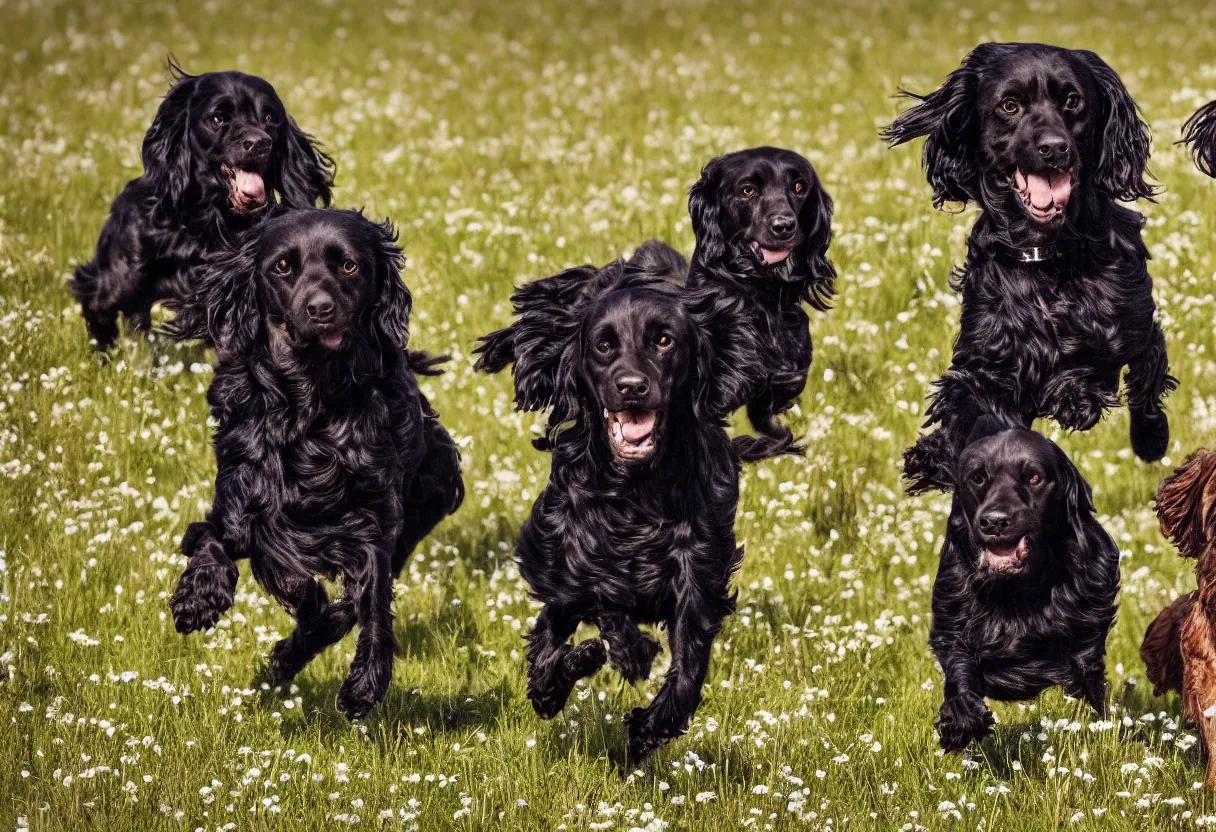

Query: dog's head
left=178, top=209, right=411, bottom=372
left=492, top=264, right=728, bottom=460
left=1182, top=101, right=1216, bottom=179
left=884, top=43, right=1153, bottom=239
left=1156, top=450, right=1216, bottom=559
left=688, top=146, right=835, bottom=308
left=952, top=417, right=1094, bottom=580
left=577, top=283, right=702, bottom=462
left=142, top=60, right=335, bottom=220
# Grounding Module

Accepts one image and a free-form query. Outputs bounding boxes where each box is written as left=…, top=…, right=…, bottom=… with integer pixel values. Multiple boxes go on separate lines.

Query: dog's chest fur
left=517, top=430, right=738, bottom=621
left=209, top=351, right=422, bottom=550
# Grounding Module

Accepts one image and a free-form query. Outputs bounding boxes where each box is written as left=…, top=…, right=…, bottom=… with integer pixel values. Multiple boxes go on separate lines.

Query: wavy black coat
left=884, top=43, right=1175, bottom=492
left=71, top=61, right=334, bottom=350
left=167, top=210, right=462, bottom=720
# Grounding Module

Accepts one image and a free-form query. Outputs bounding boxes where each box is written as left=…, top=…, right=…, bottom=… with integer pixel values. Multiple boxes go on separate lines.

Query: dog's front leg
left=170, top=520, right=240, bottom=634
left=597, top=610, right=661, bottom=684
left=935, top=646, right=994, bottom=752
left=1041, top=368, right=1118, bottom=433
left=268, top=579, right=357, bottom=686
left=525, top=604, right=606, bottom=719
left=623, top=588, right=727, bottom=763
left=337, top=526, right=400, bottom=720
left=1124, top=322, right=1175, bottom=462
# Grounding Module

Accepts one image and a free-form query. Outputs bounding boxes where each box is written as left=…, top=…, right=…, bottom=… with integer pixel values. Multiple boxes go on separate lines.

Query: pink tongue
left=617, top=410, right=655, bottom=442
left=761, top=247, right=792, bottom=265
left=233, top=169, right=266, bottom=204
left=1019, top=170, right=1071, bottom=210
left=320, top=332, right=343, bottom=350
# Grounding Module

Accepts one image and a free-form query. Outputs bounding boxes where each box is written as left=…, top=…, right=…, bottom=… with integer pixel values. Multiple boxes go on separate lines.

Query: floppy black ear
left=881, top=43, right=1006, bottom=207
left=142, top=59, right=198, bottom=216
left=684, top=286, right=753, bottom=422
left=1079, top=50, right=1154, bottom=202
left=474, top=265, right=600, bottom=413
left=1182, top=101, right=1216, bottom=178
left=273, top=116, right=336, bottom=208
left=688, top=157, right=726, bottom=264
left=1055, top=446, right=1098, bottom=560
left=371, top=219, right=412, bottom=355
left=796, top=176, right=836, bottom=311
left=534, top=334, right=585, bottom=450
left=166, top=235, right=262, bottom=352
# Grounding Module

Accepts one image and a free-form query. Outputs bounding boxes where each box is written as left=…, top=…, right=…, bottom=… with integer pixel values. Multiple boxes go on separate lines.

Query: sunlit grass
left=2, top=0, right=1216, bottom=829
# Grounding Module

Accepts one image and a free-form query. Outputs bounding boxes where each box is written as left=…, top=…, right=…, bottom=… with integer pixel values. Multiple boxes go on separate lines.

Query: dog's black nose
left=306, top=294, right=335, bottom=322
left=979, top=510, right=1011, bottom=535
left=769, top=213, right=797, bottom=238
left=244, top=135, right=272, bottom=154
left=1036, top=134, right=1071, bottom=166
left=615, top=373, right=649, bottom=399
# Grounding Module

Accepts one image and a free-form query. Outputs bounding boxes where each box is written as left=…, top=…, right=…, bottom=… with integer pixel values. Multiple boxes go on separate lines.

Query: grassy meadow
left=3, top=0, right=1216, bottom=828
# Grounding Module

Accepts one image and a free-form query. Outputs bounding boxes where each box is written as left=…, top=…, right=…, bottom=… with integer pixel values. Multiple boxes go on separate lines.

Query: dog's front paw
left=1130, top=408, right=1169, bottom=462
left=169, top=560, right=237, bottom=634
left=566, top=638, right=607, bottom=679
left=336, top=666, right=389, bottom=721
left=607, top=630, right=662, bottom=685
left=623, top=706, right=678, bottom=764
left=527, top=641, right=606, bottom=720
left=1043, top=377, right=1109, bottom=433
left=937, top=693, right=994, bottom=752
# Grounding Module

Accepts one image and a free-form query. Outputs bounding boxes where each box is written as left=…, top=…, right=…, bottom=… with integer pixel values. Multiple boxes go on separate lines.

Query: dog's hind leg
left=170, top=521, right=240, bottom=634
left=1125, top=322, right=1176, bottom=462
left=70, top=216, right=149, bottom=352
left=1066, top=660, right=1108, bottom=716
left=525, top=604, right=606, bottom=720
left=393, top=415, right=464, bottom=575
left=597, top=610, right=661, bottom=685
left=267, top=579, right=356, bottom=686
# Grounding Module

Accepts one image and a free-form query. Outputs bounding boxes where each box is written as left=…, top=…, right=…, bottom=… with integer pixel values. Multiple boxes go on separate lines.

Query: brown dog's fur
left=1141, top=450, right=1216, bottom=787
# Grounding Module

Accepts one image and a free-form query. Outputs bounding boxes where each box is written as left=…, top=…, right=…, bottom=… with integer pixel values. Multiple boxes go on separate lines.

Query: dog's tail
left=409, top=350, right=448, bottom=377
left=1141, top=593, right=1193, bottom=697
left=626, top=239, right=688, bottom=283
left=732, top=432, right=804, bottom=463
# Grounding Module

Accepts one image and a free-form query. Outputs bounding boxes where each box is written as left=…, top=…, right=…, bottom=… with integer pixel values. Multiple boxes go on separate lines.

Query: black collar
left=989, top=240, right=1064, bottom=264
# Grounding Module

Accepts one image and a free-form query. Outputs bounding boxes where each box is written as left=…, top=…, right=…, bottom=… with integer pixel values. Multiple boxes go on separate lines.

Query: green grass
left=3, top=0, right=1216, bottom=828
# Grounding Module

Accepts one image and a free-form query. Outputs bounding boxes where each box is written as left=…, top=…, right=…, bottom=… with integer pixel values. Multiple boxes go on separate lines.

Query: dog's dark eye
left=1063, top=93, right=1082, bottom=111
left=211, top=113, right=228, bottom=128
left=341, top=260, right=359, bottom=275
left=264, top=113, right=278, bottom=126
left=999, top=97, right=1020, bottom=115
left=793, top=179, right=806, bottom=195
left=595, top=339, right=612, bottom=354
left=969, top=470, right=987, bottom=487
left=740, top=184, right=756, bottom=199
left=1028, top=473, right=1043, bottom=486
left=656, top=333, right=674, bottom=349
left=274, top=258, right=291, bottom=275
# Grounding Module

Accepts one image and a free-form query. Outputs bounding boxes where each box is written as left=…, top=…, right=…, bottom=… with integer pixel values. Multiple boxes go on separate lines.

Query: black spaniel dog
left=930, top=416, right=1119, bottom=752
left=884, top=43, right=1175, bottom=492
left=476, top=257, right=744, bottom=763
left=72, top=60, right=335, bottom=351
left=685, top=146, right=836, bottom=461
left=166, top=209, right=463, bottom=720
left=1183, top=100, right=1216, bottom=177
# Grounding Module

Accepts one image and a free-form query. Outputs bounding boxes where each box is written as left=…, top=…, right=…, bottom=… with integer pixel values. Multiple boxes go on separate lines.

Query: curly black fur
left=929, top=416, right=1119, bottom=752
left=685, top=146, right=836, bottom=461
left=71, top=59, right=335, bottom=351
left=1183, top=100, right=1216, bottom=178
left=478, top=263, right=744, bottom=762
left=883, top=43, right=1174, bottom=492
left=167, top=209, right=462, bottom=720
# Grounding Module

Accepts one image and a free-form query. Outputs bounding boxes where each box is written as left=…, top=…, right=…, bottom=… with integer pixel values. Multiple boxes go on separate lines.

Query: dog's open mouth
left=606, top=408, right=657, bottom=460
left=983, top=536, right=1031, bottom=574
left=318, top=330, right=344, bottom=351
left=222, top=165, right=268, bottom=214
left=1013, top=169, right=1072, bottom=223
left=749, top=240, right=792, bottom=266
